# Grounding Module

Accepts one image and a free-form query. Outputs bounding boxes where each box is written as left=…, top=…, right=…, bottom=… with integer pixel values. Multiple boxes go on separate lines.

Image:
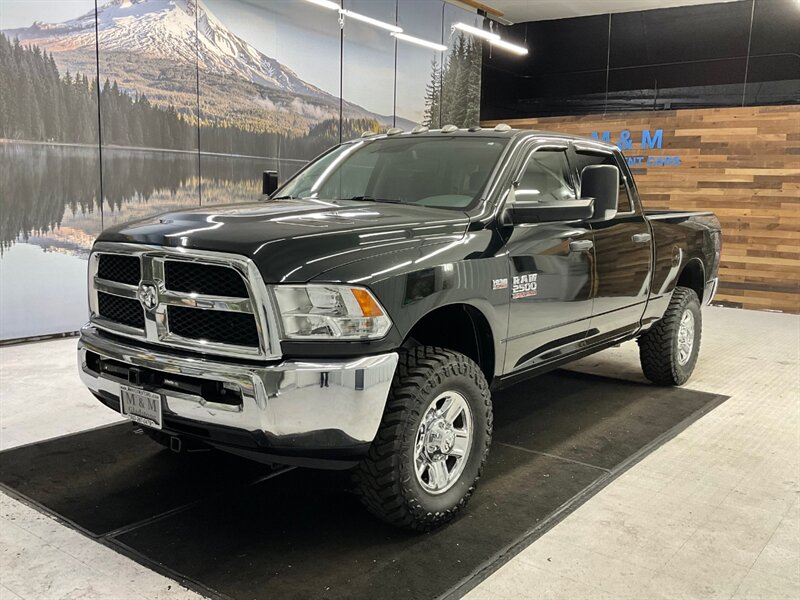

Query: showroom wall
left=0, top=0, right=483, bottom=340
left=483, top=0, right=799, bottom=313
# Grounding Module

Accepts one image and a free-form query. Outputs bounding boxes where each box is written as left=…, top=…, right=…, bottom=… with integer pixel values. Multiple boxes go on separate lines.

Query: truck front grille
left=97, top=254, right=141, bottom=285
left=164, top=260, right=249, bottom=297
left=168, top=306, right=260, bottom=347
left=88, top=243, right=277, bottom=359
left=97, top=292, right=145, bottom=329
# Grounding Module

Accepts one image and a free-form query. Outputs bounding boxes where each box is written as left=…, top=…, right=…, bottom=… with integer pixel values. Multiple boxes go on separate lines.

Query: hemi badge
left=492, top=278, right=508, bottom=290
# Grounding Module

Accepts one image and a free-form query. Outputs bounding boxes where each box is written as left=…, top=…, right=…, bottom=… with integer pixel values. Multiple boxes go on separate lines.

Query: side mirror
left=503, top=188, right=594, bottom=225
left=581, top=164, right=619, bottom=221
left=263, top=170, right=279, bottom=195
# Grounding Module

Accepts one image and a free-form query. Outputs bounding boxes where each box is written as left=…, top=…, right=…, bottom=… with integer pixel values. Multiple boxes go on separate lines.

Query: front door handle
left=569, top=239, right=594, bottom=252
left=632, top=233, right=652, bottom=243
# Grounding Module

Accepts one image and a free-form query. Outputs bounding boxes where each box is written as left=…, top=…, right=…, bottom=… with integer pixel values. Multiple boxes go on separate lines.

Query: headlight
left=273, top=284, right=392, bottom=340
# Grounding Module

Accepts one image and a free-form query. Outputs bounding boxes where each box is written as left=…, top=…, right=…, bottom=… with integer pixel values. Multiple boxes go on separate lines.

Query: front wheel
left=638, top=286, right=702, bottom=386
left=352, top=346, right=492, bottom=531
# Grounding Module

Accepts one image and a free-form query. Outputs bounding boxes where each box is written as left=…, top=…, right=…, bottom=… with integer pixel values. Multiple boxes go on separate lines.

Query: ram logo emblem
left=137, top=282, right=159, bottom=311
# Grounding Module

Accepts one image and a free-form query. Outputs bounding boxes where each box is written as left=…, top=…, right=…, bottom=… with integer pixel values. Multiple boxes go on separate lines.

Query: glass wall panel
left=482, top=15, right=608, bottom=119
left=744, top=0, right=800, bottom=106
left=395, top=0, right=444, bottom=128
left=342, top=0, right=397, bottom=135
left=198, top=0, right=341, bottom=202
left=96, top=0, right=202, bottom=231
left=607, top=1, right=751, bottom=110
left=0, top=0, right=101, bottom=338
left=439, top=2, right=484, bottom=128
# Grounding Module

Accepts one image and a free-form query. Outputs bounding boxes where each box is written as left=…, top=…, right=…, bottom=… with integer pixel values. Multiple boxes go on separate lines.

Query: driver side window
left=515, top=149, right=576, bottom=204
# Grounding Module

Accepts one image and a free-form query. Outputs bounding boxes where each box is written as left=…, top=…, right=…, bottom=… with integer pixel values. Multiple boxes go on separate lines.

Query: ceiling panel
left=485, top=0, right=745, bottom=23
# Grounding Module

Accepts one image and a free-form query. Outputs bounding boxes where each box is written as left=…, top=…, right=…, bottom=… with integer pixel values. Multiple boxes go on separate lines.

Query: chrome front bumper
left=78, top=326, right=398, bottom=457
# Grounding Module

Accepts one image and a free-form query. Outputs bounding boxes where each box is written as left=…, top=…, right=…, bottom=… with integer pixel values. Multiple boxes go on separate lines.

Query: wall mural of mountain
left=0, top=0, right=483, bottom=340
left=2, top=0, right=424, bottom=154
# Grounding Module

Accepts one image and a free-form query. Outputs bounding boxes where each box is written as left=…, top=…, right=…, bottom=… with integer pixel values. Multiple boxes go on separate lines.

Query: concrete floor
left=0, top=306, right=798, bottom=599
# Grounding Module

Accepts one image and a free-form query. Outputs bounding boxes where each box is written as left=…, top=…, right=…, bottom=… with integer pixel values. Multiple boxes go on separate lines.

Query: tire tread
left=638, top=286, right=701, bottom=386
left=352, top=346, right=492, bottom=531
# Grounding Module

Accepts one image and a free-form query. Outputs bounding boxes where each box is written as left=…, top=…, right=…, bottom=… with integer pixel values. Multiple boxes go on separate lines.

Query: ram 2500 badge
left=78, top=125, right=721, bottom=530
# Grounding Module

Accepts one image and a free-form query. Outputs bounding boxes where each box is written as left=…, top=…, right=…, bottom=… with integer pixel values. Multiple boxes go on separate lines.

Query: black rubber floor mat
left=0, top=370, right=726, bottom=600
left=0, top=425, right=275, bottom=535
left=493, top=370, right=718, bottom=470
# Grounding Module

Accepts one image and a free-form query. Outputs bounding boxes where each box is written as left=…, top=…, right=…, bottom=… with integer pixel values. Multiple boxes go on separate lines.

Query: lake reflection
left=0, top=143, right=305, bottom=339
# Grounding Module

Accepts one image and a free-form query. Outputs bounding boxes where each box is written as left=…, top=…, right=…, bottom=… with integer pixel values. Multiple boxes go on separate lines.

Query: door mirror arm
left=502, top=198, right=595, bottom=225
left=502, top=184, right=595, bottom=225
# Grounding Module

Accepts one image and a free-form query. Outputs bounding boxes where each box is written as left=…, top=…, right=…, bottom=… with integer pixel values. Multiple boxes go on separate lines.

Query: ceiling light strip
left=302, top=1, right=403, bottom=34
left=339, top=9, right=403, bottom=33
left=304, top=0, right=339, bottom=10
left=489, top=38, right=528, bottom=55
left=391, top=32, right=447, bottom=52
left=452, top=22, right=499, bottom=41
left=302, top=3, right=526, bottom=57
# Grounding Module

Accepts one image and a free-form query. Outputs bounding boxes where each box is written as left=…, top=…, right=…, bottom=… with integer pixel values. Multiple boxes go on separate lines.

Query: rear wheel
left=352, top=346, right=492, bottom=531
left=638, top=286, right=702, bottom=386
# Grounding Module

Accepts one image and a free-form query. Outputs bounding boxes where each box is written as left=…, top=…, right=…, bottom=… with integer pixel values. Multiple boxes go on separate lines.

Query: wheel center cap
left=440, top=429, right=456, bottom=453
left=425, top=419, right=455, bottom=455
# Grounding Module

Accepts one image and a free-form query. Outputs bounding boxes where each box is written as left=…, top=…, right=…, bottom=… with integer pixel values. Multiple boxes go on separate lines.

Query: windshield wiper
left=271, top=195, right=299, bottom=200
left=349, top=195, right=402, bottom=204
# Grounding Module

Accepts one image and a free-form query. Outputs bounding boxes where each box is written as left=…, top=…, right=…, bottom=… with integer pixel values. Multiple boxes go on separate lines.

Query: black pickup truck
left=78, top=126, right=721, bottom=530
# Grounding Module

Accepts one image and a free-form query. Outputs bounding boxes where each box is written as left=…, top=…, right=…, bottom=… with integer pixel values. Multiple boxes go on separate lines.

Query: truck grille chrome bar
left=88, top=242, right=281, bottom=360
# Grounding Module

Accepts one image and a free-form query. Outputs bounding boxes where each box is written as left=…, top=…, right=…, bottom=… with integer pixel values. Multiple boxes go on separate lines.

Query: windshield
left=275, top=136, right=508, bottom=210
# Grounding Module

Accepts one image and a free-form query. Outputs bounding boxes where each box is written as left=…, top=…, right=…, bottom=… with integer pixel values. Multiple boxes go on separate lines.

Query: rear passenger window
left=516, top=149, right=576, bottom=203
left=572, top=151, right=633, bottom=212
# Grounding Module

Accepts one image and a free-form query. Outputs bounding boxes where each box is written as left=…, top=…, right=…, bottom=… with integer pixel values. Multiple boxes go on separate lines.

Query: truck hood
left=97, top=199, right=470, bottom=282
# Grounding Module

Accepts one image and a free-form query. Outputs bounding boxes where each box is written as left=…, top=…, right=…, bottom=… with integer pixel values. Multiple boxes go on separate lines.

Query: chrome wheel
left=414, top=390, right=473, bottom=495
left=677, top=309, right=695, bottom=366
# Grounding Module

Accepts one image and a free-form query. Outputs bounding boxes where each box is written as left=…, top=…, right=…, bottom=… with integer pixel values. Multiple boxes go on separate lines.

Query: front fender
left=281, top=229, right=510, bottom=370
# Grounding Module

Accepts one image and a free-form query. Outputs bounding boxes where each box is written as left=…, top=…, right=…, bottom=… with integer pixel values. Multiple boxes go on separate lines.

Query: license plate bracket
left=120, top=385, right=163, bottom=430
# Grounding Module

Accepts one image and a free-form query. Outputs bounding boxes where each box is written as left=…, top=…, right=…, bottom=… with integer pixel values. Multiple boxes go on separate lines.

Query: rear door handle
left=569, top=240, right=594, bottom=252
left=632, top=233, right=652, bottom=243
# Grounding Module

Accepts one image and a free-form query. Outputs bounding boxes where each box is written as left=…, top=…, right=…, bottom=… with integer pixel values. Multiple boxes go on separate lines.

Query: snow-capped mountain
left=5, top=0, right=329, bottom=99
left=4, top=0, right=413, bottom=131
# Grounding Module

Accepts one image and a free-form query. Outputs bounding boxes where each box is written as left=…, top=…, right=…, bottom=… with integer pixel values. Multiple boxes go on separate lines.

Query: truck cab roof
left=350, top=125, right=619, bottom=153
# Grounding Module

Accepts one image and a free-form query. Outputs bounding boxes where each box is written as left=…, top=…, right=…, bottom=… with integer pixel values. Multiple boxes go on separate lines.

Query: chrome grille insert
left=88, top=242, right=281, bottom=360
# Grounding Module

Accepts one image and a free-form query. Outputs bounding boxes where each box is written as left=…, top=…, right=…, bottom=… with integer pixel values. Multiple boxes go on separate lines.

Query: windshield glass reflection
left=275, top=137, right=508, bottom=210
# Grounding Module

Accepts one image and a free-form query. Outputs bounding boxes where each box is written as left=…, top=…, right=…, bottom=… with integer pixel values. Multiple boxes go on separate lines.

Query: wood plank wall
left=483, top=105, right=800, bottom=313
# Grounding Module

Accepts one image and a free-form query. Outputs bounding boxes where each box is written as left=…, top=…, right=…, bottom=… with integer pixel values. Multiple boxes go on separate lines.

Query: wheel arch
left=676, top=258, right=705, bottom=303
left=403, top=302, right=497, bottom=384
